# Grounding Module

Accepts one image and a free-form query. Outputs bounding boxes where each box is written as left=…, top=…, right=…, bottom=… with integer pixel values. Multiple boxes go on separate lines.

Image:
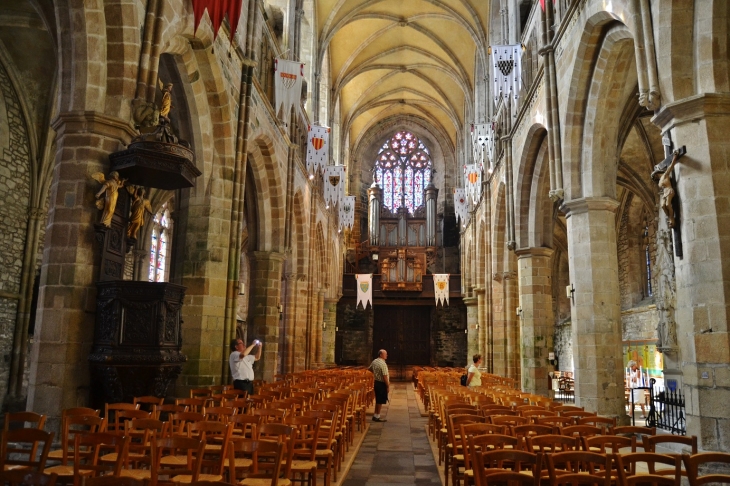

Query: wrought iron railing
left=645, top=378, right=686, bottom=435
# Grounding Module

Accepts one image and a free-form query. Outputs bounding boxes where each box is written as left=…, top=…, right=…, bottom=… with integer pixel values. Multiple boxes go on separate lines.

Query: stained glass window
left=149, top=203, right=172, bottom=282
left=374, top=131, right=433, bottom=213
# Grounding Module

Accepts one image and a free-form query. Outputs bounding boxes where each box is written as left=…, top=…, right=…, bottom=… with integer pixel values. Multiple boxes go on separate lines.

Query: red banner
left=192, top=0, right=243, bottom=39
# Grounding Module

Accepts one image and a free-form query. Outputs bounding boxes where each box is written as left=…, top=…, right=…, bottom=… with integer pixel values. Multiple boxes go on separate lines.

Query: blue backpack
left=460, top=373, right=468, bottom=386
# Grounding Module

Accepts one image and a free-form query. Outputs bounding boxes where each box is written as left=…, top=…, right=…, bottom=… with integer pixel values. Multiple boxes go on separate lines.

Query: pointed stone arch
left=515, top=124, right=550, bottom=249
left=248, top=136, right=286, bottom=252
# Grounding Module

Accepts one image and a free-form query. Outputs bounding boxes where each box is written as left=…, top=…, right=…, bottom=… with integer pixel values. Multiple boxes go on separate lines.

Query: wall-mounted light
left=516, top=306, right=523, bottom=317
left=277, top=303, right=283, bottom=314
left=308, top=174, right=314, bottom=180
left=322, top=322, right=327, bottom=330
left=239, top=283, right=245, bottom=296
left=372, top=253, right=379, bottom=261
left=566, top=283, right=575, bottom=299
left=475, top=324, right=480, bottom=330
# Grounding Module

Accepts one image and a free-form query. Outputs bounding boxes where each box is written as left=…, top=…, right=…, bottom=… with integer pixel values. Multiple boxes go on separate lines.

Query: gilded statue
left=160, top=83, right=173, bottom=119
left=657, top=151, right=681, bottom=228
left=92, top=171, right=127, bottom=227
left=126, top=187, right=153, bottom=240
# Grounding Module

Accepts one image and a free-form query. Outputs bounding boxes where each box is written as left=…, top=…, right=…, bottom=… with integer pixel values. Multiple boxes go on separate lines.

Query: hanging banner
left=307, top=125, right=330, bottom=175
left=275, top=58, right=305, bottom=118
left=473, top=123, right=497, bottom=173
left=433, top=274, right=450, bottom=307
left=356, top=274, right=373, bottom=310
left=339, top=195, right=356, bottom=231
left=192, top=0, right=243, bottom=39
left=464, top=164, right=482, bottom=204
left=324, top=165, right=345, bottom=207
left=491, top=44, right=522, bottom=107
left=454, top=188, right=470, bottom=226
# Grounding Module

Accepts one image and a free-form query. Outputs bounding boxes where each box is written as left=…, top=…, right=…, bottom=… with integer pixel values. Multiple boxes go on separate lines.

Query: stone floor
left=341, top=383, right=441, bottom=486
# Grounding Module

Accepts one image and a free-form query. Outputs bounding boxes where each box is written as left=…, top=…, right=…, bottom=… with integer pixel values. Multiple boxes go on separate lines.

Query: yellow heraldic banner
left=464, top=164, right=482, bottom=204
left=356, top=274, right=373, bottom=310
left=306, top=125, right=330, bottom=175
left=324, top=165, right=345, bottom=207
left=274, top=59, right=304, bottom=118
left=433, top=274, right=450, bottom=306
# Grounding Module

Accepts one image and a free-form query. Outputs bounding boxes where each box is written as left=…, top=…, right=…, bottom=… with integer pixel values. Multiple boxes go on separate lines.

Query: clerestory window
left=149, top=202, right=172, bottom=282
left=374, top=131, right=432, bottom=214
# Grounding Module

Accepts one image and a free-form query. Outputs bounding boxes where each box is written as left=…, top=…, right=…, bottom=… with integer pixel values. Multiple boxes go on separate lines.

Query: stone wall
left=553, top=319, right=573, bottom=373
left=431, top=303, right=467, bottom=367
left=336, top=302, right=372, bottom=365
left=0, top=60, right=31, bottom=406
left=622, top=305, right=658, bottom=342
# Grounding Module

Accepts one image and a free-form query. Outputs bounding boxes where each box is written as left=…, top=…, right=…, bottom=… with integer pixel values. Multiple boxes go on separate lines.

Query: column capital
left=652, top=93, right=730, bottom=131
left=562, top=197, right=619, bottom=218
left=324, top=297, right=339, bottom=304
left=251, top=250, right=288, bottom=263
left=51, top=111, right=138, bottom=142
left=515, top=247, right=555, bottom=259
left=474, top=287, right=486, bottom=295
left=463, top=296, right=478, bottom=306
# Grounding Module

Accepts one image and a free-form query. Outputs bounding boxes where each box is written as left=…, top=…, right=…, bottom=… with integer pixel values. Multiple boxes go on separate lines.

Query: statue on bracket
left=126, top=186, right=153, bottom=242
left=92, top=171, right=127, bottom=227
left=657, top=151, right=681, bottom=228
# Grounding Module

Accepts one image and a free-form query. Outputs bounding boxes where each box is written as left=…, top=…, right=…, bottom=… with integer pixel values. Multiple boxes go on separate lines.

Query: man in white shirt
left=229, top=338, right=262, bottom=395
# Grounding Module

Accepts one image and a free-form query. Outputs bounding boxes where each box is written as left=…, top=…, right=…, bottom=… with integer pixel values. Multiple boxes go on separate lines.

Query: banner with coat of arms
left=356, top=274, right=372, bottom=309
left=472, top=123, right=496, bottom=172
left=464, top=164, right=482, bottom=204
left=491, top=45, right=522, bottom=107
left=339, top=195, right=356, bottom=231
left=275, top=58, right=305, bottom=118
left=454, top=188, right=470, bottom=226
left=433, top=274, right=450, bottom=306
left=307, top=125, right=330, bottom=175
left=324, top=165, right=345, bottom=207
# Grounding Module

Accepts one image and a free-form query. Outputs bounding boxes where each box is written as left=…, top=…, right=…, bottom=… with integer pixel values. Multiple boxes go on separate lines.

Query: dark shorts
left=233, top=379, right=254, bottom=396
left=374, top=380, right=388, bottom=404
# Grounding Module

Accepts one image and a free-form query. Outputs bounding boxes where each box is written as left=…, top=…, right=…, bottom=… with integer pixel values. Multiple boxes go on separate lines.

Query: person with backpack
left=465, top=354, right=482, bottom=388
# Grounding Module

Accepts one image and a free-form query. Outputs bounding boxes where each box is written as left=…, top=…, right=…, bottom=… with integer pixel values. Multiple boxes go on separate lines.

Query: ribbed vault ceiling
left=316, top=0, right=490, bottom=150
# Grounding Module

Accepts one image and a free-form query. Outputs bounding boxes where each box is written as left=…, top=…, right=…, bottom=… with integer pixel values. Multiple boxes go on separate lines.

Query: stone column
left=283, top=273, right=297, bottom=374
left=27, top=112, right=137, bottom=432
left=475, top=287, right=486, bottom=358
left=653, top=95, right=730, bottom=450
left=322, top=297, right=338, bottom=365
left=504, top=271, right=520, bottom=383
left=563, top=197, right=625, bottom=420
left=249, top=251, right=286, bottom=382
left=293, top=274, right=308, bottom=372
left=314, top=289, right=325, bottom=366
left=464, top=293, right=479, bottom=366
left=516, top=247, right=555, bottom=396
left=491, top=274, right=506, bottom=376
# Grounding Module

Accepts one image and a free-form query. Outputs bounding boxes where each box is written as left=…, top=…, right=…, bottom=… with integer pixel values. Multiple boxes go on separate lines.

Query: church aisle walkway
left=342, top=382, right=441, bottom=486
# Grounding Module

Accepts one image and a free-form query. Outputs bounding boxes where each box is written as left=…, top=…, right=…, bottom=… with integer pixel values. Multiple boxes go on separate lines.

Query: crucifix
left=651, top=141, right=686, bottom=259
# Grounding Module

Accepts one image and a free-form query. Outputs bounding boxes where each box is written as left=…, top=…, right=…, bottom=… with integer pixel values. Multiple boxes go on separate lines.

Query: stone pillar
left=504, top=271, right=520, bottom=383
left=491, top=274, right=507, bottom=376
left=516, top=247, right=555, bottom=396
left=322, top=297, right=338, bottom=365
left=283, top=273, right=297, bottom=374
left=249, top=251, right=286, bottom=382
left=27, top=113, right=137, bottom=432
left=475, top=287, right=486, bottom=358
left=314, top=289, right=325, bottom=366
left=653, top=95, right=730, bottom=450
left=563, top=197, right=625, bottom=420
left=464, top=293, right=479, bottom=366
left=293, top=274, right=308, bottom=372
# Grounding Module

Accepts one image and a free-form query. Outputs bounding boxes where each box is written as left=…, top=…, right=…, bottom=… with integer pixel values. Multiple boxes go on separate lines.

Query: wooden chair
left=472, top=450, right=541, bottom=486
left=230, top=414, right=261, bottom=440
left=104, top=404, right=142, bottom=435
left=176, top=398, right=207, bottom=414
left=286, top=416, right=321, bottom=486
left=611, top=426, right=656, bottom=451
left=560, top=425, right=602, bottom=440
left=446, top=414, right=485, bottom=486
left=302, top=411, right=336, bottom=486
left=546, top=451, right=613, bottom=486
left=0, top=470, right=58, bottom=485
left=537, top=416, right=575, bottom=429
left=683, top=452, right=730, bottom=486
left=561, top=411, right=596, bottom=420
left=577, top=416, right=616, bottom=434
left=582, top=435, right=635, bottom=454
left=459, top=424, right=509, bottom=486
left=132, top=396, right=164, bottom=415
left=44, top=415, right=105, bottom=478
left=115, top=418, right=168, bottom=468
left=169, top=412, right=206, bottom=437
left=152, top=404, right=187, bottom=422
left=47, top=408, right=100, bottom=462
left=72, top=432, right=131, bottom=485
left=182, top=422, right=233, bottom=483
left=3, top=412, right=46, bottom=432
left=146, top=437, right=206, bottom=486
left=258, top=423, right=295, bottom=484
left=491, top=415, right=530, bottom=428
left=204, top=407, right=236, bottom=423
left=190, top=389, right=213, bottom=399
left=227, top=439, right=286, bottom=486
left=526, top=435, right=580, bottom=454
left=643, top=435, right=697, bottom=455
left=85, top=477, right=143, bottom=486
left=0, top=429, right=54, bottom=472
left=616, top=452, right=681, bottom=486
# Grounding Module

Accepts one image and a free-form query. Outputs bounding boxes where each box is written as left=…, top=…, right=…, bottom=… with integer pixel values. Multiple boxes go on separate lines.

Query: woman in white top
left=466, top=354, right=483, bottom=387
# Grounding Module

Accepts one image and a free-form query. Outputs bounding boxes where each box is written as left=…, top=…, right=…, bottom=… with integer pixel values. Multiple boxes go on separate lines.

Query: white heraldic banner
left=274, top=59, right=304, bottom=117
left=433, top=274, right=450, bottom=306
left=307, top=125, right=330, bottom=174
left=356, top=274, right=373, bottom=309
left=464, top=164, right=482, bottom=204
left=324, top=165, right=345, bottom=206
left=473, top=123, right=496, bottom=172
left=339, top=195, right=356, bottom=231
left=454, top=188, right=470, bottom=226
left=491, top=45, right=522, bottom=107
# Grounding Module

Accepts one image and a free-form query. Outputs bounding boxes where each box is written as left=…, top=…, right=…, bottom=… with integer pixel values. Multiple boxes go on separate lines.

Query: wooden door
left=372, top=306, right=430, bottom=365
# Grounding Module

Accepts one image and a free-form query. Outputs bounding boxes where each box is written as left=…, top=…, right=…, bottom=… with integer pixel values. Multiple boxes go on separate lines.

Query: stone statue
left=92, top=171, right=127, bottom=227
left=126, top=187, right=153, bottom=240
left=655, top=229, right=678, bottom=351
left=132, top=100, right=159, bottom=128
left=160, top=83, right=173, bottom=119
left=657, top=151, right=681, bottom=228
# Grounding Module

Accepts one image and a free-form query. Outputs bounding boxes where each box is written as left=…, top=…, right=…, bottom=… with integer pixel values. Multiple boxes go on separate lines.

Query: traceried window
left=374, top=131, right=432, bottom=213
left=149, top=203, right=172, bottom=282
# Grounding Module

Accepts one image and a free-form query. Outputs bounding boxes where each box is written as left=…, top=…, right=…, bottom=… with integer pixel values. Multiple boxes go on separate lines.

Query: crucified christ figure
left=658, top=151, right=681, bottom=228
